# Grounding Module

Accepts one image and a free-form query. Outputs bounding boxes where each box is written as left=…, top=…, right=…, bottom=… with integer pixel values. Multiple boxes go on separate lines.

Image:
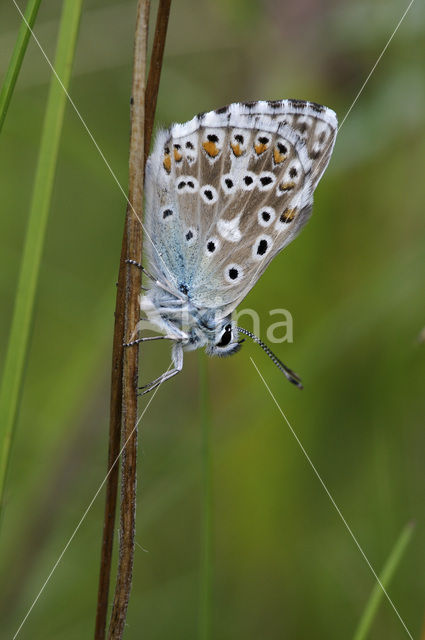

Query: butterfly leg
left=123, top=335, right=174, bottom=347
left=125, top=258, right=155, bottom=280
left=126, top=258, right=185, bottom=300
left=139, top=342, right=183, bottom=395
left=125, top=259, right=153, bottom=290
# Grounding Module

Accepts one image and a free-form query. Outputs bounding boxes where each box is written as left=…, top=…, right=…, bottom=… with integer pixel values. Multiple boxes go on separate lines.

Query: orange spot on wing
left=273, top=147, right=286, bottom=164
left=278, top=182, right=295, bottom=192
left=280, top=208, right=296, bottom=223
left=231, top=142, right=243, bottom=157
left=202, top=141, right=219, bottom=157
left=173, top=148, right=183, bottom=162
left=254, top=142, right=268, bottom=155
left=163, top=154, right=171, bottom=173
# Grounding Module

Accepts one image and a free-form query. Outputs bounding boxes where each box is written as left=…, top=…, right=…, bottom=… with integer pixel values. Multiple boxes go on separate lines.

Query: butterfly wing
left=144, top=100, right=337, bottom=315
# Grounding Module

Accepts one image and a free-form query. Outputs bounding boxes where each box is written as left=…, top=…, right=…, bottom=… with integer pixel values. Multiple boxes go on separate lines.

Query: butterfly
left=125, top=99, right=337, bottom=394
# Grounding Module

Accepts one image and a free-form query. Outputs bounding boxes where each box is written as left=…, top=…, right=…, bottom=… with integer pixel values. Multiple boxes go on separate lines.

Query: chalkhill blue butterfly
left=125, top=99, right=337, bottom=393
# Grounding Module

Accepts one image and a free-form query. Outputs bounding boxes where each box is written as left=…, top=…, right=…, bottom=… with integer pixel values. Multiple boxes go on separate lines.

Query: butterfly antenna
left=237, top=327, right=303, bottom=389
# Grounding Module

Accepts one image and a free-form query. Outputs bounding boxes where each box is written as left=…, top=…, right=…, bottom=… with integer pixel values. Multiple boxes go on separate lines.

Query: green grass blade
left=353, top=522, right=415, bottom=640
left=199, top=353, right=213, bottom=640
left=0, top=0, right=84, bottom=516
left=0, top=0, right=43, bottom=134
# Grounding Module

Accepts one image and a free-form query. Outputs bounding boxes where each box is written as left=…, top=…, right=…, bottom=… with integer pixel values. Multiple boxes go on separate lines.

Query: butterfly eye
left=216, top=324, right=232, bottom=347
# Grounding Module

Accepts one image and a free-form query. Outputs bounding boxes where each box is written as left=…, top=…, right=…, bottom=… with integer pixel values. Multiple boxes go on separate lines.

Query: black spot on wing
left=257, top=239, right=268, bottom=256
left=260, top=176, right=273, bottom=186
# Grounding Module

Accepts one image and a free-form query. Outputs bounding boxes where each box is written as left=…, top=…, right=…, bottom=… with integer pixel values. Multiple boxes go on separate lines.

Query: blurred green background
left=0, top=0, right=424, bottom=638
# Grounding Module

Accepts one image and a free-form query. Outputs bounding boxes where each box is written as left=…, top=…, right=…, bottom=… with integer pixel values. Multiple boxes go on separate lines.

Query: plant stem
left=0, top=0, right=83, bottom=520
left=353, top=521, right=414, bottom=640
left=144, top=0, right=171, bottom=162
left=199, top=353, right=213, bottom=640
left=0, top=0, right=42, bottom=135
left=95, top=1, right=172, bottom=638
left=103, top=2, right=149, bottom=637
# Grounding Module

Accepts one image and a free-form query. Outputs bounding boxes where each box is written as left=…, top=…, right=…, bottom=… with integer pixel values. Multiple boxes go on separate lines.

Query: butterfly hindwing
left=144, top=100, right=337, bottom=314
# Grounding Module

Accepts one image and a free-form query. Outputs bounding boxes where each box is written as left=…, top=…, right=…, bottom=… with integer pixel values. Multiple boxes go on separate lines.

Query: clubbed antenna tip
left=237, top=326, right=303, bottom=389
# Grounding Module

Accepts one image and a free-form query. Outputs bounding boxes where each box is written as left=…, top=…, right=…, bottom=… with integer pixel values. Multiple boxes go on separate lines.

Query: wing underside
left=144, top=99, right=337, bottom=317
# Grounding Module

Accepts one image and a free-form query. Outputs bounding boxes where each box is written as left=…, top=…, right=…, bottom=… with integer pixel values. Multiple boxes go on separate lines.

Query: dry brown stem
left=95, top=1, right=172, bottom=638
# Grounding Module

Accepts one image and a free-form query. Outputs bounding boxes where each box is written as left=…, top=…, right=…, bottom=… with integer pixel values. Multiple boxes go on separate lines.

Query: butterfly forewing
left=145, top=100, right=337, bottom=314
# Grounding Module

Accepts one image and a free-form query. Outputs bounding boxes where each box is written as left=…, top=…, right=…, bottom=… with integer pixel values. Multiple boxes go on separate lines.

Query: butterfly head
left=205, top=317, right=243, bottom=357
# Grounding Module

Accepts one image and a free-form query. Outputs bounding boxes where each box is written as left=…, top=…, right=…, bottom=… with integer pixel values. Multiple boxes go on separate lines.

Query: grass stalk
left=0, top=0, right=42, bottom=135
left=144, top=0, right=171, bottom=162
left=353, top=521, right=414, bottom=640
left=0, top=0, right=83, bottom=519
left=199, top=353, right=213, bottom=640
left=95, top=1, right=172, bottom=637
left=104, top=2, right=149, bottom=636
